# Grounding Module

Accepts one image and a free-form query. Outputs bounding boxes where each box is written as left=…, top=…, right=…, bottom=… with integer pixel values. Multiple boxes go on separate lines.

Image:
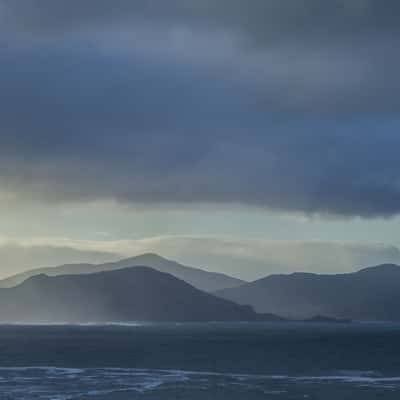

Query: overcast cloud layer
left=1, top=1, right=400, bottom=217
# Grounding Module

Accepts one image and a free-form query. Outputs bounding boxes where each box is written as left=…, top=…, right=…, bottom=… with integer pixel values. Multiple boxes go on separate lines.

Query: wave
left=0, top=367, right=399, bottom=399
left=0, top=321, right=150, bottom=327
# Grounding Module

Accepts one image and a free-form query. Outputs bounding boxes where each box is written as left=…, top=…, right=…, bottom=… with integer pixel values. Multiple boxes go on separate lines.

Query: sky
left=1, top=0, right=400, bottom=280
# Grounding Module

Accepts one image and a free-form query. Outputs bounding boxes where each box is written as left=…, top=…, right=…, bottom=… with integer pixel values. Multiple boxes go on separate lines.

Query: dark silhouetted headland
left=216, top=264, right=400, bottom=321
left=0, top=266, right=280, bottom=323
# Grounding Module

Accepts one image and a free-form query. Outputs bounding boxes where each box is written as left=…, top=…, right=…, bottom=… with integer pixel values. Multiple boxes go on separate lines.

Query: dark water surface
left=0, top=322, right=400, bottom=399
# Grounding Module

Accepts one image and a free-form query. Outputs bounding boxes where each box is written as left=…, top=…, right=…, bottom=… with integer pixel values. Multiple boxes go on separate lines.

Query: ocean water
left=1, top=323, right=400, bottom=399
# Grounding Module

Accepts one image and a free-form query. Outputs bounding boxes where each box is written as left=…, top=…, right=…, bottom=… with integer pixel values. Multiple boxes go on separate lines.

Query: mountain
left=216, top=264, right=400, bottom=321
left=0, top=266, right=280, bottom=323
left=0, top=253, right=244, bottom=292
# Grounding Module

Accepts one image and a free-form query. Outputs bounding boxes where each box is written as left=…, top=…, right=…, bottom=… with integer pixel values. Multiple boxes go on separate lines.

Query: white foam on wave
left=0, top=366, right=83, bottom=374
left=0, top=321, right=149, bottom=327
left=0, top=366, right=399, bottom=398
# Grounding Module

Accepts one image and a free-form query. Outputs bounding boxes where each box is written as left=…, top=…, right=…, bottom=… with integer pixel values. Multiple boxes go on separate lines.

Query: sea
left=0, top=322, right=400, bottom=399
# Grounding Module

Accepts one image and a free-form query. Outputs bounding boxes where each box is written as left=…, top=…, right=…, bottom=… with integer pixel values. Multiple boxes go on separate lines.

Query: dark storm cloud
left=0, top=0, right=400, bottom=217
left=2, top=0, right=400, bottom=41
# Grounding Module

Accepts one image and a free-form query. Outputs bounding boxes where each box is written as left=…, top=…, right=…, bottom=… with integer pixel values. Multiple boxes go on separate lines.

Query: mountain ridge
left=216, top=263, right=400, bottom=321
left=0, top=253, right=244, bottom=292
left=0, top=265, right=280, bottom=323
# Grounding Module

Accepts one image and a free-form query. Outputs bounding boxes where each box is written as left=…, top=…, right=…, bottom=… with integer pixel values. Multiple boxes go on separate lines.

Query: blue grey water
left=1, top=322, right=400, bottom=399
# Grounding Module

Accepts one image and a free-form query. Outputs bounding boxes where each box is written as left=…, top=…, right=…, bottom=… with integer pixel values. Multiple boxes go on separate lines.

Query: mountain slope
left=0, top=266, right=276, bottom=323
left=216, top=264, right=400, bottom=321
left=0, top=253, right=244, bottom=292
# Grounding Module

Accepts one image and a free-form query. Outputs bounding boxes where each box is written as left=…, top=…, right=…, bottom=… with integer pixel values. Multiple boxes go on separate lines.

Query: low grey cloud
left=0, top=1, right=400, bottom=217
left=0, top=241, right=118, bottom=279
left=118, top=236, right=400, bottom=280
left=2, top=236, right=399, bottom=281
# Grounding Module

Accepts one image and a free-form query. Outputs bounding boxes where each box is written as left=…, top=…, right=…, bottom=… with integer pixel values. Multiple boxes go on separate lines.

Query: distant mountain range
left=0, top=266, right=281, bottom=323
left=2, top=253, right=400, bottom=323
left=216, top=264, right=400, bottom=321
left=0, top=253, right=244, bottom=292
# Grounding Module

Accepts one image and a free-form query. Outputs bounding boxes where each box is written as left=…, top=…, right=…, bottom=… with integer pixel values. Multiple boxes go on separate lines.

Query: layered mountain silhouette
left=216, top=264, right=400, bottom=321
left=0, top=253, right=244, bottom=292
left=0, top=266, right=281, bottom=323
left=4, top=255, right=400, bottom=323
